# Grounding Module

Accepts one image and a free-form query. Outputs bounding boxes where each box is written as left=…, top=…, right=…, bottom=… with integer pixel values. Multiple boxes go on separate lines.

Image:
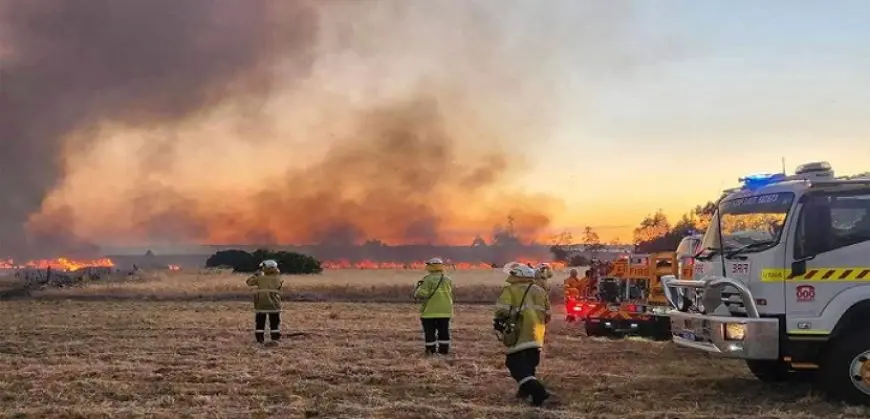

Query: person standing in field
left=494, top=263, right=554, bottom=407
left=413, top=257, right=454, bottom=355
left=245, top=259, right=283, bottom=345
left=534, top=262, right=554, bottom=290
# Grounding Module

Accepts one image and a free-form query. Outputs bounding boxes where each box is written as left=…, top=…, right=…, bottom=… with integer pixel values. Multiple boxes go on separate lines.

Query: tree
left=491, top=215, right=522, bottom=247
left=205, top=249, right=323, bottom=274
left=548, top=231, right=573, bottom=263
left=633, top=210, right=671, bottom=244
left=582, top=226, right=605, bottom=255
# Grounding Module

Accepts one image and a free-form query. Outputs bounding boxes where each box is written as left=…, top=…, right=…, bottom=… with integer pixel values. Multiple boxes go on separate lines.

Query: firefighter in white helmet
left=413, top=257, right=455, bottom=355
left=245, top=260, right=284, bottom=345
left=494, top=263, right=553, bottom=407
left=534, top=262, right=554, bottom=290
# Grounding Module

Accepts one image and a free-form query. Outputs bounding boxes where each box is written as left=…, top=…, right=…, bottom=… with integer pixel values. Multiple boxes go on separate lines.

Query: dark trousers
left=420, top=317, right=451, bottom=354
left=506, top=348, right=549, bottom=405
left=255, top=312, right=281, bottom=343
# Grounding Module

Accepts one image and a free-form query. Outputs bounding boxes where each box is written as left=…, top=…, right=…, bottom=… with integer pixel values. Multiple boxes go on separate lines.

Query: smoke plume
left=2, top=1, right=667, bottom=255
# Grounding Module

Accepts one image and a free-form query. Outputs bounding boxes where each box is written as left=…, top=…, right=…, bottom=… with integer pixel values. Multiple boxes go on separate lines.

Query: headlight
left=723, top=323, right=746, bottom=341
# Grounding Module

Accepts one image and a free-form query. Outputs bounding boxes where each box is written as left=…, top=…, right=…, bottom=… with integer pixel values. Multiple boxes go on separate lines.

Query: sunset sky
left=520, top=1, right=870, bottom=241
left=8, top=1, right=869, bottom=250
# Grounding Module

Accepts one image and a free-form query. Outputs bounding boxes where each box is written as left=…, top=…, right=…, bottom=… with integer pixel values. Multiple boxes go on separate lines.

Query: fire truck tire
left=566, top=315, right=576, bottom=323
left=745, top=360, right=791, bottom=383
left=817, top=333, right=870, bottom=405
left=585, top=323, right=606, bottom=337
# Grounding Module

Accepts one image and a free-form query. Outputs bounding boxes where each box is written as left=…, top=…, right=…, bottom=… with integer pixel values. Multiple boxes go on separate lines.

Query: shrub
left=205, top=249, right=323, bottom=275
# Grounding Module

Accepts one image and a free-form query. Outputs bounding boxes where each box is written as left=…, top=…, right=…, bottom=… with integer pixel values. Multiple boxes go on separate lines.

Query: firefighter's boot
left=520, top=379, right=549, bottom=407
left=437, top=342, right=450, bottom=355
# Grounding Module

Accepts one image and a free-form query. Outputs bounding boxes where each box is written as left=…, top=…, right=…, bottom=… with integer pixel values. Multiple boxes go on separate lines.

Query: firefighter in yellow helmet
left=413, top=257, right=455, bottom=355
left=494, top=263, right=554, bottom=407
left=245, top=259, right=284, bottom=345
left=534, top=262, right=554, bottom=290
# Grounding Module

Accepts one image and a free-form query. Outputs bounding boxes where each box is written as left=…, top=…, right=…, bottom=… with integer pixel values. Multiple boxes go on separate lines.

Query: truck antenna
left=781, top=157, right=786, bottom=175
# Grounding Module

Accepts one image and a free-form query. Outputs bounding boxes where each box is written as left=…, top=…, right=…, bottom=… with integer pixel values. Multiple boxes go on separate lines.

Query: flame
left=0, top=257, right=114, bottom=272
left=320, top=258, right=566, bottom=270
left=168, top=264, right=181, bottom=271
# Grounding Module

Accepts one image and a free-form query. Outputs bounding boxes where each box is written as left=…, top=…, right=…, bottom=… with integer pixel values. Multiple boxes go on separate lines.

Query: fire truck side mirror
left=790, top=260, right=806, bottom=277
left=790, top=257, right=814, bottom=277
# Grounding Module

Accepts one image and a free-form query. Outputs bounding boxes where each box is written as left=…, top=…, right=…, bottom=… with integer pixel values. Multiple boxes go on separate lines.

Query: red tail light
left=626, top=304, right=637, bottom=312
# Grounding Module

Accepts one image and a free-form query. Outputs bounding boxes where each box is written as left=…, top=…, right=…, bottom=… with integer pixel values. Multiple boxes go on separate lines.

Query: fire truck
left=584, top=252, right=681, bottom=340
left=663, top=161, right=870, bottom=405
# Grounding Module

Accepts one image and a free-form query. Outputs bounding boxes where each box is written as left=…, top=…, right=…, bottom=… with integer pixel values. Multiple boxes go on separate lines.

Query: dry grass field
left=0, top=270, right=867, bottom=418
left=27, top=269, right=531, bottom=303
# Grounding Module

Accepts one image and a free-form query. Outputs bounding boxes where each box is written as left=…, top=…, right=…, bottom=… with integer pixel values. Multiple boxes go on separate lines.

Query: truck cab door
left=786, top=190, right=870, bottom=335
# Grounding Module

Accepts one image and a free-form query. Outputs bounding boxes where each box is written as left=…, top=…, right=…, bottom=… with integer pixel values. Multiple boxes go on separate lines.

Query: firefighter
left=563, top=268, right=582, bottom=300
left=413, top=257, right=454, bottom=355
left=245, top=260, right=284, bottom=345
left=584, top=267, right=598, bottom=298
left=534, top=262, right=554, bottom=290
left=494, top=264, right=554, bottom=407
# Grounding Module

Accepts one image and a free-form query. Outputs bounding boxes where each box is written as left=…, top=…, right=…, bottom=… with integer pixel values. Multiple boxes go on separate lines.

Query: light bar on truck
left=739, top=173, right=785, bottom=190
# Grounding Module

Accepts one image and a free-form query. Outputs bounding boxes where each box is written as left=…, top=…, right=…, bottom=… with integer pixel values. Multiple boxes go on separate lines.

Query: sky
left=4, top=0, right=870, bottom=252
left=521, top=0, right=870, bottom=241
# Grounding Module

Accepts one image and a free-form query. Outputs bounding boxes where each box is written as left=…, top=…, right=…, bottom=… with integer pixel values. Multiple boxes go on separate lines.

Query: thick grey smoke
left=2, top=1, right=684, bottom=257
left=0, top=0, right=317, bottom=257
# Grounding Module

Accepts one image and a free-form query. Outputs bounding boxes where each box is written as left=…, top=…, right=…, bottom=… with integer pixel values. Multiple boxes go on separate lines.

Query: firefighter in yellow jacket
left=494, top=263, right=553, bottom=407
left=245, top=259, right=284, bottom=345
left=534, top=262, right=554, bottom=290
left=413, top=257, right=454, bottom=355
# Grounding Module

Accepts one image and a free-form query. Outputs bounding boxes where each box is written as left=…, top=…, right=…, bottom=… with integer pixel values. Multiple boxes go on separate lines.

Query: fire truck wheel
left=584, top=323, right=606, bottom=337
left=566, top=315, right=576, bottom=323
left=745, top=360, right=791, bottom=383
left=817, top=333, right=870, bottom=405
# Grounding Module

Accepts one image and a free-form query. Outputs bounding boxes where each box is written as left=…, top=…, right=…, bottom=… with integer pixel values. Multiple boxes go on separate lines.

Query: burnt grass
left=0, top=300, right=866, bottom=418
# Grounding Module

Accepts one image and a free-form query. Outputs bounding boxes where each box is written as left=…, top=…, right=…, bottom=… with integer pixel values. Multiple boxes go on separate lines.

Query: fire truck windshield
left=700, top=191, right=795, bottom=255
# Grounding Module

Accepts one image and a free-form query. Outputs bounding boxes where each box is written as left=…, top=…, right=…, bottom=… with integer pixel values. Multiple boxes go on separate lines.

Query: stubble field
left=0, top=270, right=866, bottom=418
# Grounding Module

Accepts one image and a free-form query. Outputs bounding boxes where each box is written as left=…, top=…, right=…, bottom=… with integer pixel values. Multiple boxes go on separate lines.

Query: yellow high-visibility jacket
left=246, top=272, right=283, bottom=313
left=535, top=267, right=554, bottom=290
left=414, top=272, right=454, bottom=318
left=564, top=276, right=589, bottom=298
left=495, top=275, right=551, bottom=354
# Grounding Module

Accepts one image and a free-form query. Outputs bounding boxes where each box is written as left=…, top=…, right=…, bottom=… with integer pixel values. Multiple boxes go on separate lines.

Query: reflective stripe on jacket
left=246, top=273, right=283, bottom=313
left=414, top=273, right=454, bottom=318
left=495, top=275, right=551, bottom=354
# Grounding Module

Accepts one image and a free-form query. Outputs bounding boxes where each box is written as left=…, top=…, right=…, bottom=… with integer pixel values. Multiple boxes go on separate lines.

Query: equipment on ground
left=663, top=161, right=870, bottom=405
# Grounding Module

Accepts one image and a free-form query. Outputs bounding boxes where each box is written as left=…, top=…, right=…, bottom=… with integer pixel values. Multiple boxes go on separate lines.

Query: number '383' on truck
left=662, top=161, right=870, bottom=405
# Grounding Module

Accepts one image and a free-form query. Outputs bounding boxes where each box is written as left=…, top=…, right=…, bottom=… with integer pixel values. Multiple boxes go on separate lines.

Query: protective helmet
left=259, top=259, right=280, bottom=274
left=425, top=257, right=445, bottom=273
left=508, top=264, right=536, bottom=278
left=535, top=262, right=554, bottom=279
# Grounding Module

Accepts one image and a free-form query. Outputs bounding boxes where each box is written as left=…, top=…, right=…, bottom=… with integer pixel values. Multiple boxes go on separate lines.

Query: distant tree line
left=549, top=201, right=719, bottom=262
left=205, top=249, right=323, bottom=274
left=632, top=202, right=716, bottom=253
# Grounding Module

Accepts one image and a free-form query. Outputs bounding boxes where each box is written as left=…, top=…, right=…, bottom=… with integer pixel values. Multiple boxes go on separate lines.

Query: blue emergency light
left=740, top=173, right=785, bottom=190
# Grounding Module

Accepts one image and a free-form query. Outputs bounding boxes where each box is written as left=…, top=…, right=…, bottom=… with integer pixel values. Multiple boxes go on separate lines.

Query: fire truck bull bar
left=661, top=275, right=780, bottom=360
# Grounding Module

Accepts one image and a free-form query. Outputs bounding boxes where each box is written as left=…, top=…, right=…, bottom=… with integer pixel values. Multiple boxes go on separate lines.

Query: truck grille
left=721, top=287, right=746, bottom=316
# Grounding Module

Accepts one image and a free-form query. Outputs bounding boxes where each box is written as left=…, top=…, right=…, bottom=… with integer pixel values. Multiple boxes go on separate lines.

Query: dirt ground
left=0, top=300, right=865, bottom=419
